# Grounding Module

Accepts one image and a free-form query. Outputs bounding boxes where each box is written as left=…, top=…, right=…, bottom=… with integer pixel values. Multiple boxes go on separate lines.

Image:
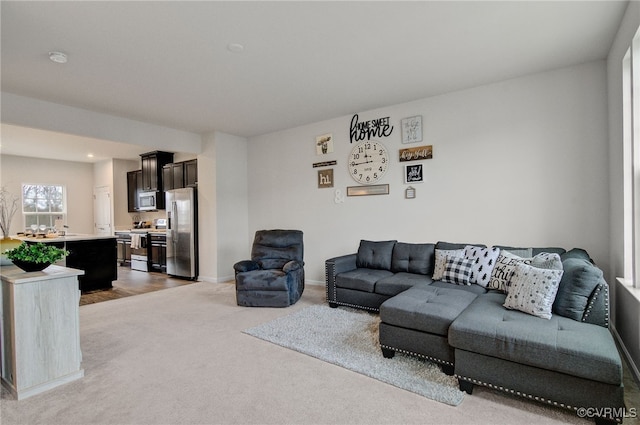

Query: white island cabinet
left=0, top=265, right=84, bottom=400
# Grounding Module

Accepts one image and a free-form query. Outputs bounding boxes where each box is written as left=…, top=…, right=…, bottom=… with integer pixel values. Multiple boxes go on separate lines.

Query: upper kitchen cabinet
left=163, top=159, right=198, bottom=190
left=163, top=162, right=184, bottom=191
left=140, top=151, right=174, bottom=192
left=184, top=159, right=198, bottom=187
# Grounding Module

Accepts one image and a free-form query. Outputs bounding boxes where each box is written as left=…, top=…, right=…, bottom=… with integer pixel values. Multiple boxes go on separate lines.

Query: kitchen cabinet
left=116, top=232, right=131, bottom=265
left=162, top=162, right=184, bottom=191
left=126, top=170, right=141, bottom=213
left=24, top=236, right=118, bottom=292
left=184, top=159, right=198, bottom=187
left=162, top=159, right=197, bottom=190
left=140, top=151, right=173, bottom=192
left=149, top=233, right=167, bottom=272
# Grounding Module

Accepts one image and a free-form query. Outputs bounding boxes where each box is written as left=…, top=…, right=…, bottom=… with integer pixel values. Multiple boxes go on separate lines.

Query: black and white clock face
left=348, top=140, right=389, bottom=184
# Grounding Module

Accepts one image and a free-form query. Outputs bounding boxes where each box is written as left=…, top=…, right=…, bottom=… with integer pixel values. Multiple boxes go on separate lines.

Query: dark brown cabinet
left=149, top=233, right=167, bottom=272
left=139, top=151, right=173, bottom=210
left=127, top=170, right=142, bottom=212
left=163, top=159, right=197, bottom=190
left=162, top=162, right=185, bottom=191
left=185, top=159, right=198, bottom=187
left=140, top=151, right=173, bottom=192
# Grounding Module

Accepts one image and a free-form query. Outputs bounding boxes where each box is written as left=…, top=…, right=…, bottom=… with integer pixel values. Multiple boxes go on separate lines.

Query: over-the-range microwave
left=138, top=191, right=158, bottom=211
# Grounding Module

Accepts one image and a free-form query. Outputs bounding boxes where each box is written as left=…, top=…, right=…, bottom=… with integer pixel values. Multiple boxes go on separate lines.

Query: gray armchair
left=234, top=230, right=304, bottom=307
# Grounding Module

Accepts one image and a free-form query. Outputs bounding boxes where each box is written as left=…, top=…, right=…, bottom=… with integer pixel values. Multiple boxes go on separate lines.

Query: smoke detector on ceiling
left=48, top=51, right=68, bottom=64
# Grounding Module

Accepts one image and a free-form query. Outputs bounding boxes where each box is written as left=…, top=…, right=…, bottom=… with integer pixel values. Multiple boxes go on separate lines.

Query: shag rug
left=243, top=304, right=465, bottom=406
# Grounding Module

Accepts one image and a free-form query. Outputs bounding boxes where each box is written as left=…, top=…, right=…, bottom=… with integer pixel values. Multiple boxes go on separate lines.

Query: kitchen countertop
left=14, top=234, right=117, bottom=243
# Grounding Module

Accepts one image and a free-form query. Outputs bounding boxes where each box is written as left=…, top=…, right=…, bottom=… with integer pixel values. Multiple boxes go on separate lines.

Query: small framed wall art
left=404, top=164, right=423, bottom=184
left=401, top=115, right=423, bottom=144
left=347, top=184, right=389, bottom=196
left=318, top=169, right=334, bottom=188
left=316, top=133, right=334, bottom=155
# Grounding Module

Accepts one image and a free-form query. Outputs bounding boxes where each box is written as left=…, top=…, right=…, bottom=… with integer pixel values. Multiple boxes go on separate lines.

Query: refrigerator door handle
left=172, top=201, right=178, bottom=244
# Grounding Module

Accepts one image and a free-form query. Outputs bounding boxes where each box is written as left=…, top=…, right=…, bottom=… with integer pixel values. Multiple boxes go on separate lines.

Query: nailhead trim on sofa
left=454, top=374, right=623, bottom=423
left=581, top=283, right=609, bottom=327
left=380, top=344, right=453, bottom=366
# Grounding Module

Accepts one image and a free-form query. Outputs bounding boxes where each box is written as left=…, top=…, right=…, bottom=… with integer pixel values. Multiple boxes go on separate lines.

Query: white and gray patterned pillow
left=488, top=251, right=563, bottom=293
left=503, top=262, right=564, bottom=319
left=441, top=257, right=473, bottom=286
left=432, top=249, right=465, bottom=280
left=464, top=245, right=500, bottom=287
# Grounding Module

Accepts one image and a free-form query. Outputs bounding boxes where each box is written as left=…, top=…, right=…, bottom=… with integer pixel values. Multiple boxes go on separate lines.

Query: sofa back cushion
left=553, top=258, right=604, bottom=321
left=391, top=242, right=435, bottom=275
left=356, top=240, right=397, bottom=270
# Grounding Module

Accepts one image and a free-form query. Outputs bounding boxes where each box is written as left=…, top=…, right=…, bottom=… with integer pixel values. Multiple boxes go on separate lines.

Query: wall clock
left=348, top=140, right=389, bottom=185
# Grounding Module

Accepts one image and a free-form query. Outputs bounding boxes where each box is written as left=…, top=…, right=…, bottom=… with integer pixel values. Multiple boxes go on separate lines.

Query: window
left=622, top=27, right=640, bottom=288
left=22, top=184, right=66, bottom=230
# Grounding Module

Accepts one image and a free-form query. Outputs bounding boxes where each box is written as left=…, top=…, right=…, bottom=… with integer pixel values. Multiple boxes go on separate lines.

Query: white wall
left=248, top=61, right=609, bottom=284
left=2, top=93, right=202, bottom=154
left=0, top=154, right=95, bottom=235
left=607, top=0, right=640, bottom=382
left=198, top=131, right=249, bottom=283
left=112, top=158, right=140, bottom=229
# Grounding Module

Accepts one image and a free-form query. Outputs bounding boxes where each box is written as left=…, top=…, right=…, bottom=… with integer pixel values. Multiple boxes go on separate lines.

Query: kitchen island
left=17, top=234, right=117, bottom=292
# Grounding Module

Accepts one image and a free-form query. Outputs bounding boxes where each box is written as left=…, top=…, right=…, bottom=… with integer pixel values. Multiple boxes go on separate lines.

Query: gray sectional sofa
left=325, top=240, right=624, bottom=425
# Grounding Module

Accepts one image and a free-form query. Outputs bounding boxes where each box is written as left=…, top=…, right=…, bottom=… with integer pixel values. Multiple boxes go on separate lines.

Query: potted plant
left=5, top=242, right=69, bottom=272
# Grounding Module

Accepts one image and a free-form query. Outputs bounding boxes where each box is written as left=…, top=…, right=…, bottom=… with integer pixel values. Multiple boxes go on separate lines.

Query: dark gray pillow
left=436, top=241, right=485, bottom=250
left=553, top=258, right=603, bottom=321
left=391, top=242, right=435, bottom=275
left=356, top=240, right=396, bottom=270
left=561, top=248, right=593, bottom=263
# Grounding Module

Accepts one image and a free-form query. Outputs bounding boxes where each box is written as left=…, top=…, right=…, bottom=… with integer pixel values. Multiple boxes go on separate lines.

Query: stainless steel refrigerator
left=166, top=187, right=198, bottom=280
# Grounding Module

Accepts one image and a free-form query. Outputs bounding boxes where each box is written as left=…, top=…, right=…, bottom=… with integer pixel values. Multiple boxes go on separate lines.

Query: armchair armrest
left=233, top=260, right=260, bottom=273
left=325, top=253, right=357, bottom=305
left=283, top=260, right=303, bottom=273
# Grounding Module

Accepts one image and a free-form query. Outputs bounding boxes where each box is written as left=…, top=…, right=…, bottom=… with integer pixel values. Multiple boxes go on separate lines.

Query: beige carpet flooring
left=1, top=282, right=638, bottom=425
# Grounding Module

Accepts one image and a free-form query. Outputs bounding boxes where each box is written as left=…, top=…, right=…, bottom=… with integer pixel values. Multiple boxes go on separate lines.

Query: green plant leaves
left=5, top=242, right=68, bottom=264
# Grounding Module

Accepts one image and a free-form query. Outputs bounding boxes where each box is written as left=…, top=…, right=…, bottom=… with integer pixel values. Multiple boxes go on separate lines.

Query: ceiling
left=0, top=1, right=629, bottom=163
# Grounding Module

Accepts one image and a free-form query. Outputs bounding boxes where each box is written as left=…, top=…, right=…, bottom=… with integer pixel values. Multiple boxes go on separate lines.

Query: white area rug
left=243, top=304, right=465, bottom=406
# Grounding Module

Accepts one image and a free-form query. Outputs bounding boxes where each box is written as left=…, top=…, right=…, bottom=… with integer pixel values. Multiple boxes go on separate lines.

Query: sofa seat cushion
left=375, top=272, right=433, bottom=296
left=449, top=292, right=622, bottom=385
left=380, top=285, right=478, bottom=336
left=335, top=268, right=394, bottom=293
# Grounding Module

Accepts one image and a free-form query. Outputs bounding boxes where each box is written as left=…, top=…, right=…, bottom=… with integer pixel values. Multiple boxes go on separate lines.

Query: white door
left=94, top=186, right=112, bottom=235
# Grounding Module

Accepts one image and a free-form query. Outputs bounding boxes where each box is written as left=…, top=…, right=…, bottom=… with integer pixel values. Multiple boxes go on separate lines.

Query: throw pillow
left=503, top=262, right=564, bottom=319
left=488, top=251, right=563, bottom=293
left=441, top=257, right=473, bottom=286
left=530, top=252, right=563, bottom=270
left=356, top=240, right=397, bottom=270
left=432, top=249, right=465, bottom=280
left=552, top=258, right=603, bottom=321
left=464, top=245, right=500, bottom=287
